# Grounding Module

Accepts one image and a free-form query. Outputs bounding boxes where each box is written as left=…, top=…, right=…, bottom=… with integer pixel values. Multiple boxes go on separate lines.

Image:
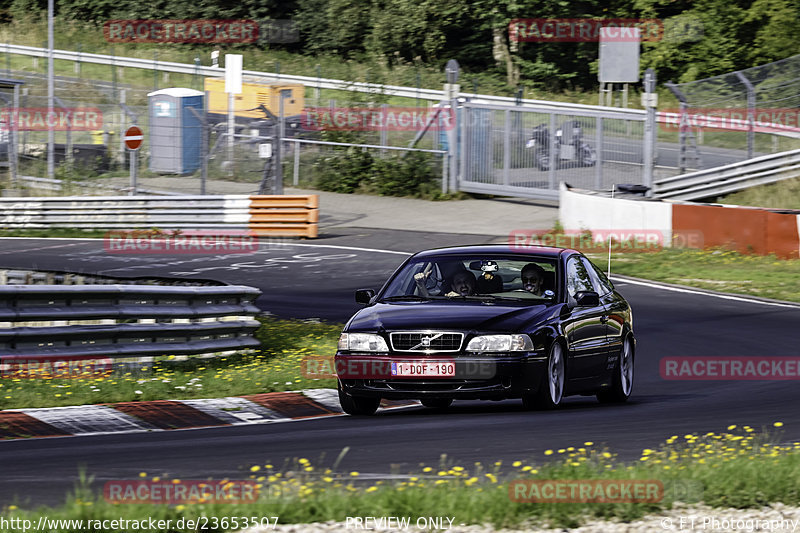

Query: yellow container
left=204, top=76, right=305, bottom=119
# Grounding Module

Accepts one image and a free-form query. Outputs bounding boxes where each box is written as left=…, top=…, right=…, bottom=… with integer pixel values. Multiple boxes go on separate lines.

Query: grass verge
left=586, top=247, right=800, bottom=303
left=716, top=176, right=800, bottom=210
left=1, top=425, right=797, bottom=531
left=0, top=318, right=341, bottom=410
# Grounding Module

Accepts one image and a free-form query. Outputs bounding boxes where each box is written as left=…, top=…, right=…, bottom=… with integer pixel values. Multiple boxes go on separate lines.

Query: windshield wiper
left=447, top=294, right=525, bottom=302
left=380, top=295, right=431, bottom=301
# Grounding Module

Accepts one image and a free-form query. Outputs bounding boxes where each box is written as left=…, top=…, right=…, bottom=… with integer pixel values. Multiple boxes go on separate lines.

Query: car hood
left=347, top=301, right=557, bottom=332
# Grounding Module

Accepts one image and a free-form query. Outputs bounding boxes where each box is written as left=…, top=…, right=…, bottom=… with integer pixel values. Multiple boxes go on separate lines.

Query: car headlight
left=338, top=333, right=389, bottom=352
left=466, top=334, right=533, bottom=352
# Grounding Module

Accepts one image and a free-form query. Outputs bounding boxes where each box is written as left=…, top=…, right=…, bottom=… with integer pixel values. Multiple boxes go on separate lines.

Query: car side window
left=565, top=256, right=594, bottom=297
left=582, top=257, right=612, bottom=296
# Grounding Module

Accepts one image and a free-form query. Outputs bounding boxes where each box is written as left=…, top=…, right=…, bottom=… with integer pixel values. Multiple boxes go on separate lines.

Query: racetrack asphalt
left=1, top=195, right=799, bottom=507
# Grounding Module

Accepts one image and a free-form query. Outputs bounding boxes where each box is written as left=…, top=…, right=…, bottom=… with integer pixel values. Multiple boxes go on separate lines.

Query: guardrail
left=653, top=148, right=800, bottom=201
left=0, top=284, right=262, bottom=359
left=0, top=194, right=319, bottom=237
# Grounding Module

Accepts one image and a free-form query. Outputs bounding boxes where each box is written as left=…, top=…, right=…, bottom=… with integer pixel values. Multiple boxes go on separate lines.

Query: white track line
left=611, top=276, right=800, bottom=309
left=2, top=238, right=795, bottom=309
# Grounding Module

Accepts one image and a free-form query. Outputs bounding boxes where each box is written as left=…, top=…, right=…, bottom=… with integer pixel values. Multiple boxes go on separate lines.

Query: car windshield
left=380, top=255, right=557, bottom=301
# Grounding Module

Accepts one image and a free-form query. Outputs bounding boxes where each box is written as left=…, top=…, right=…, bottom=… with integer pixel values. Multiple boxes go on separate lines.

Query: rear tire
left=534, top=150, right=551, bottom=171
left=597, top=335, right=634, bottom=403
left=579, top=144, right=597, bottom=166
left=420, top=398, right=453, bottom=409
left=338, top=382, right=380, bottom=416
left=522, top=341, right=565, bottom=410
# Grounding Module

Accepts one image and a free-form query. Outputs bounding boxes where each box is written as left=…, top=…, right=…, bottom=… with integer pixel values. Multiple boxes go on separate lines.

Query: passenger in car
left=521, top=263, right=546, bottom=296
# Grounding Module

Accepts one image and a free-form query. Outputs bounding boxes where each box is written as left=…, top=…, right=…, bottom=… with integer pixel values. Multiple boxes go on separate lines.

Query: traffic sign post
left=124, top=125, right=143, bottom=195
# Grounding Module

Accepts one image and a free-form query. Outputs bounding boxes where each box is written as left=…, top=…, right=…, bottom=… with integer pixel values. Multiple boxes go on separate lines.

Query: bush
left=370, top=151, right=436, bottom=196
left=312, top=148, right=439, bottom=198
left=312, top=146, right=375, bottom=193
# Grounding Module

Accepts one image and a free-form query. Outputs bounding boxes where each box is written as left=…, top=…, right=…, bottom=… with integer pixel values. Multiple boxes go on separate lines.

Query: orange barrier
left=248, top=195, right=319, bottom=238
left=672, top=204, right=799, bottom=259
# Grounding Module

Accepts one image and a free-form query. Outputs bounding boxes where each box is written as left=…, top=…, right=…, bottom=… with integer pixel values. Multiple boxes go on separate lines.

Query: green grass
left=0, top=318, right=342, bottom=410
left=587, top=248, right=800, bottom=303
left=2, top=425, right=798, bottom=531
left=716, top=176, right=800, bottom=210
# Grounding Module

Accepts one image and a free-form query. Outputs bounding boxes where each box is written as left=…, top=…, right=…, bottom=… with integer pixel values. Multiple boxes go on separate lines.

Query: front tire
left=522, top=341, right=565, bottom=410
left=338, top=382, right=380, bottom=416
left=597, top=335, right=634, bottom=403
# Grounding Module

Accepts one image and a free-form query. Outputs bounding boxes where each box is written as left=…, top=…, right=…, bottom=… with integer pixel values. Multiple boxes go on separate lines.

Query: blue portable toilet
left=147, top=88, right=204, bottom=174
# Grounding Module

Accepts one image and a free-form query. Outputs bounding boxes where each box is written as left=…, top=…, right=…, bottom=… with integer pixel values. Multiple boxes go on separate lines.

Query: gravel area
left=242, top=503, right=800, bottom=532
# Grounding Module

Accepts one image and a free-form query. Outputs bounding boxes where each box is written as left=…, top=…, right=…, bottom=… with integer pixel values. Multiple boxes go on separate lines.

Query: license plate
left=391, top=362, right=455, bottom=377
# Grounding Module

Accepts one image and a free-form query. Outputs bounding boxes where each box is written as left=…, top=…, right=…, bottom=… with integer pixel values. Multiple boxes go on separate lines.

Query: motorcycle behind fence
left=525, top=120, right=597, bottom=171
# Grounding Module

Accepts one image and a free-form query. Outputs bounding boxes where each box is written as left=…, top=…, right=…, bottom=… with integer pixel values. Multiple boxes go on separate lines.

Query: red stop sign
left=124, top=126, right=143, bottom=150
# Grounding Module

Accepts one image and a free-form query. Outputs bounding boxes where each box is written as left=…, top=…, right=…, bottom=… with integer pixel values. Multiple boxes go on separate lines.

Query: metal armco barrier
left=653, top=149, right=800, bottom=201
left=0, top=194, right=319, bottom=237
left=0, top=284, right=262, bottom=359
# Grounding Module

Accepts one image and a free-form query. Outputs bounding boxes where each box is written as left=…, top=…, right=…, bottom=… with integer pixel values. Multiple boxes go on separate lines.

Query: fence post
left=502, top=109, right=511, bottom=187
left=595, top=117, right=603, bottom=189
left=548, top=113, right=557, bottom=190
left=153, top=51, right=159, bottom=91
left=315, top=64, right=321, bottom=105
left=665, top=82, right=688, bottom=174
left=642, top=68, right=656, bottom=197
left=735, top=71, right=755, bottom=160
left=380, top=103, right=388, bottom=156
left=293, top=140, right=300, bottom=186
left=118, top=89, right=126, bottom=167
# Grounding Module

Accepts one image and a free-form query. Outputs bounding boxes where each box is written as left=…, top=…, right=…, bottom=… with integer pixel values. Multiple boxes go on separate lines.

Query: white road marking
left=611, top=276, right=800, bottom=309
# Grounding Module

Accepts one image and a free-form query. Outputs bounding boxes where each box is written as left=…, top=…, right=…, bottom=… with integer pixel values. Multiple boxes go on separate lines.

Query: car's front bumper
left=335, top=353, right=547, bottom=401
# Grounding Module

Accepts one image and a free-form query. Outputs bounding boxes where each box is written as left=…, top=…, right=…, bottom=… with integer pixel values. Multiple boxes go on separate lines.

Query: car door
left=562, top=255, right=608, bottom=381
left=585, top=258, right=625, bottom=371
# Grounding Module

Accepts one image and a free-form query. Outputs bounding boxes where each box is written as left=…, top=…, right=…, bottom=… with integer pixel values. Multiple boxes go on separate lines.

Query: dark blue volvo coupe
left=335, top=245, right=635, bottom=415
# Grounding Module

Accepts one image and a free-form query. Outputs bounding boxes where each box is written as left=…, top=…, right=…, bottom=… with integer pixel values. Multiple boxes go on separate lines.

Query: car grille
left=389, top=331, right=464, bottom=352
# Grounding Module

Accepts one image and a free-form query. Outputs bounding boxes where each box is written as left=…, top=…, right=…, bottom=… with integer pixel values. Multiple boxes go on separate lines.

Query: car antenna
left=607, top=183, right=615, bottom=278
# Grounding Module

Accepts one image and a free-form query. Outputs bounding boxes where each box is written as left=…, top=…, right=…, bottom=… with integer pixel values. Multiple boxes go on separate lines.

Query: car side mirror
left=574, top=290, right=600, bottom=307
left=355, top=289, right=375, bottom=305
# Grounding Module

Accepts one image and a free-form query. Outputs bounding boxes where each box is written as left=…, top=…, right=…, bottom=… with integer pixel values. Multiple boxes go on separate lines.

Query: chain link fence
left=665, top=53, right=800, bottom=173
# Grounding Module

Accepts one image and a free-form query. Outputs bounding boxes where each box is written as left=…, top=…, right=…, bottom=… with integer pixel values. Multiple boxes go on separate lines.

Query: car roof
left=411, top=244, right=578, bottom=259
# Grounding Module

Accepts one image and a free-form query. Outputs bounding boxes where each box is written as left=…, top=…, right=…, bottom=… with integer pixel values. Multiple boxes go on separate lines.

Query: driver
left=415, top=267, right=476, bottom=297
left=447, top=269, right=476, bottom=297
left=521, top=263, right=546, bottom=296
